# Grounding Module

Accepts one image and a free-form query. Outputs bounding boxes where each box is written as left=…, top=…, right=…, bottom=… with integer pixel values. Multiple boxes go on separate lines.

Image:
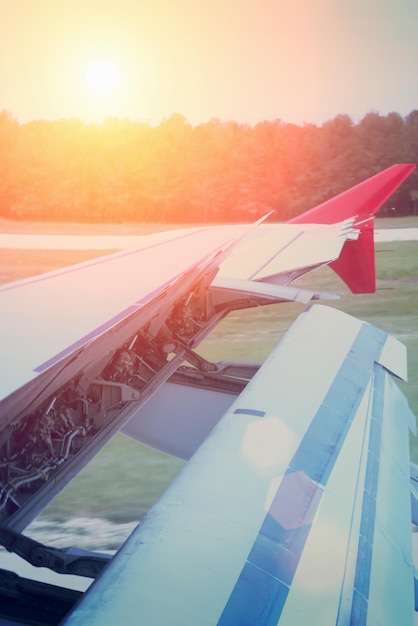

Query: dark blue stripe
left=217, top=323, right=387, bottom=626
left=351, top=589, right=368, bottom=624
left=234, top=408, right=266, bottom=417
left=350, top=364, right=385, bottom=625
left=220, top=562, right=290, bottom=625
left=248, top=472, right=322, bottom=586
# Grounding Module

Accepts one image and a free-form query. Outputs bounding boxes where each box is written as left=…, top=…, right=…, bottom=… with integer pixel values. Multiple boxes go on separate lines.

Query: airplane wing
left=60, top=305, right=417, bottom=626
left=0, top=163, right=416, bottom=625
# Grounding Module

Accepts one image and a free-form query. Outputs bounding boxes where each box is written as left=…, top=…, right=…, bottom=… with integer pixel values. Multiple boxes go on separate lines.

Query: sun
left=84, top=59, right=119, bottom=95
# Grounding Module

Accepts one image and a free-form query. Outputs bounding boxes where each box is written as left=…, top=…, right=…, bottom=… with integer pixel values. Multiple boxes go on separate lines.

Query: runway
left=0, top=227, right=417, bottom=250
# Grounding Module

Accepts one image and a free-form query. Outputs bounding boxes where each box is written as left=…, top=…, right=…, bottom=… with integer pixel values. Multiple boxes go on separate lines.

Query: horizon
left=2, top=107, right=416, bottom=130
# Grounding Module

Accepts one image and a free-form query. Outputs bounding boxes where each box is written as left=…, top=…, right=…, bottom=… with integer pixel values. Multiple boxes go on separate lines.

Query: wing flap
left=61, top=305, right=415, bottom=625
left=217, top=222, right=346, bottom=285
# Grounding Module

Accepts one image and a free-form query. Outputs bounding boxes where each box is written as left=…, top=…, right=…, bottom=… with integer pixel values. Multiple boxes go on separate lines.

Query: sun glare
left=84, top=59, right=119, bottom=95
left=75, top=51, right=151, bottom=123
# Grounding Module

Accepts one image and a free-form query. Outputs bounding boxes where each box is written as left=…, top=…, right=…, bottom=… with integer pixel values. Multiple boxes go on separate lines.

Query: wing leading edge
left=61, top=305, right=416, bottom=626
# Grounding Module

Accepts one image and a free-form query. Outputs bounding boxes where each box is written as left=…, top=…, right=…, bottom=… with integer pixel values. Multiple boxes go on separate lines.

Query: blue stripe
left=234, top=408, right=266, bottom=417
left=217, top=323, right=386, bottom=626
left=350, top=364, right=385, bottom=625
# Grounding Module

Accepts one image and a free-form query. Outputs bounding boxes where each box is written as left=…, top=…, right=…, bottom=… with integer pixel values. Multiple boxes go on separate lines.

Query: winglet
left=288, top=164, right=416, bottom=293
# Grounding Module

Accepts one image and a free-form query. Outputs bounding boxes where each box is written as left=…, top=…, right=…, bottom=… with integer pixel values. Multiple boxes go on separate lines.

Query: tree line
left=0, top=110, right=417, bottom=223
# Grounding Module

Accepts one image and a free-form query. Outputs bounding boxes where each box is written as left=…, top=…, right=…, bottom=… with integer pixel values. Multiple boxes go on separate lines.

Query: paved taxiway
left=0, top=227, right=418, bottom=250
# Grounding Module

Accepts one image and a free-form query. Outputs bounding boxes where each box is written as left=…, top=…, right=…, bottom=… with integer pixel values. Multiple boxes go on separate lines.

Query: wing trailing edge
left=288, top=164, right=416, bottom=293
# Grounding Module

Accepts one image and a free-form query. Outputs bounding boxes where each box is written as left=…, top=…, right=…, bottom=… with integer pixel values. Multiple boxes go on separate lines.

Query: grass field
left=1, top=221, right=417, bottom=528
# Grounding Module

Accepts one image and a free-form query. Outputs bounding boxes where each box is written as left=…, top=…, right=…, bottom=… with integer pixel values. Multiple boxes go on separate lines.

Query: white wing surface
left=61, top=305, right=416, bottom=626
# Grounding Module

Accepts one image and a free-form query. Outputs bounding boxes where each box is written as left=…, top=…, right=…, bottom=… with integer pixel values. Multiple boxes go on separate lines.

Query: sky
left=1, top=0, right=417, bottom=127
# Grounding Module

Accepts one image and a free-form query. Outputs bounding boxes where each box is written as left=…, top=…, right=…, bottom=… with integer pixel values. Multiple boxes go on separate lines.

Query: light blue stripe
left=217, top=324, right=386, bottom=626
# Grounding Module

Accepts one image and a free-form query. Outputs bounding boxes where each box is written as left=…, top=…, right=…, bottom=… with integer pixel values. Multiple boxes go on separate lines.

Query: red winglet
left=288, top=164, right=416, bottom=293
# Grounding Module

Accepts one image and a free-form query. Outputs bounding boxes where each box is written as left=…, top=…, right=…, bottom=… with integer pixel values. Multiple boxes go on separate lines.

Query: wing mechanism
left=0, top=231, right=334, bottom=531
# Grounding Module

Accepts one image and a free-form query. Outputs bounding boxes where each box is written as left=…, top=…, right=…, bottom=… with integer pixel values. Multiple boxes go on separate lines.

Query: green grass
left=42, top=435, right=184, bottom=524
left=1, top=232, right=417, bottom=524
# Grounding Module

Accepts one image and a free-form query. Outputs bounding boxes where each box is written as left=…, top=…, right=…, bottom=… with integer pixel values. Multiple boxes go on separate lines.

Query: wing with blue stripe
left=61, top=305, right=416, bottom=626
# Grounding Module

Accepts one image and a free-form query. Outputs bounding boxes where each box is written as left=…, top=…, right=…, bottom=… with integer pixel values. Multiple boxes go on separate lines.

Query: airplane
left=0, top=163, right=416, bottom=625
